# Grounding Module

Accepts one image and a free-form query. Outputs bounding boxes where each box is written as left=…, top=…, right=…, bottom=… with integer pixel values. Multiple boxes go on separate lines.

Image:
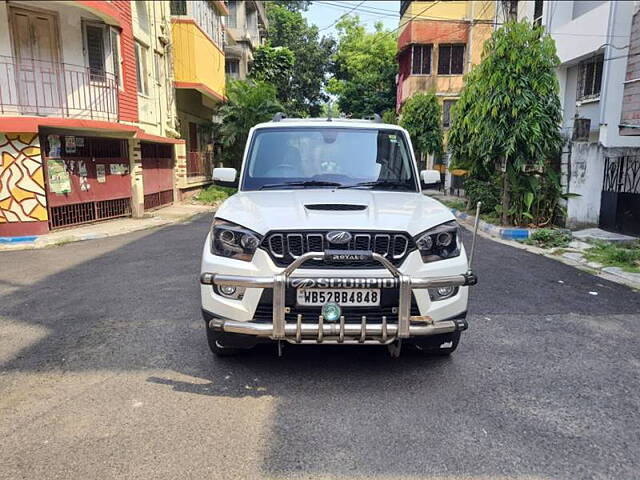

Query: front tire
left=206, top=328, right=244, bottom=356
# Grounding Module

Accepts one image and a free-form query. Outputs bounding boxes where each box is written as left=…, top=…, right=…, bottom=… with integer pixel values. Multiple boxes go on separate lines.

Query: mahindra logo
left=326, top=231, right=352, bottom=244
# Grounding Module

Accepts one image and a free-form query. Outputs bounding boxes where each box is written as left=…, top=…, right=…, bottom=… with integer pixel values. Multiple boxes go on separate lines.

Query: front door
left=10, top=6, right=62, bottom=115
left=600, top=156, right=640, bottom=236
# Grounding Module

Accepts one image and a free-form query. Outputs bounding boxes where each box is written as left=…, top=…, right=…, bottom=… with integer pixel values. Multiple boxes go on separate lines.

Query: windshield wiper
left=337, top=180, right=412, bottom=190
left=259, top=180, right=342, bottom=190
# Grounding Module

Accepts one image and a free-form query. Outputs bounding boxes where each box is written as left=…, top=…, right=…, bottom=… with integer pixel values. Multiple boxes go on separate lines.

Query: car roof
left=253, top=118, right=405, bottom=130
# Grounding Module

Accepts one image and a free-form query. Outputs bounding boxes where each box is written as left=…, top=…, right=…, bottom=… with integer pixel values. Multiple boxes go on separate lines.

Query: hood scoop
left=304, top=204, right=367, bottom=211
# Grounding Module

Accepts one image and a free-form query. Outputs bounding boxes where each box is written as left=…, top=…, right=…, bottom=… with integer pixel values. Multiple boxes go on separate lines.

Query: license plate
left=296, top=289, right=380, bottom=306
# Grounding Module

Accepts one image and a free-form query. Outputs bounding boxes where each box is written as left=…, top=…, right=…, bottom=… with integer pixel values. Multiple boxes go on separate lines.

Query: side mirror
left=420, top=169, right=442, bottom=189
left=213, top=167, right=238, bottom=188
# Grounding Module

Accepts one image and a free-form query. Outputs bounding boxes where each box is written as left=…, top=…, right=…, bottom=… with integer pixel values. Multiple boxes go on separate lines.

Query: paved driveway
left=1, top=214, right=639, bottom=479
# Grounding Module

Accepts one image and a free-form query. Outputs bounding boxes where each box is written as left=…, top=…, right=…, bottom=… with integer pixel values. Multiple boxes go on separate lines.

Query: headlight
left=211, top=218, right=261, bottom=262
left=414, top=221, right=460, bottom=263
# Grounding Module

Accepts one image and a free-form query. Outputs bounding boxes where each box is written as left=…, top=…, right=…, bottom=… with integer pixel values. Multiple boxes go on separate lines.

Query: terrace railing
left=0, top=55, right=119, bottom=121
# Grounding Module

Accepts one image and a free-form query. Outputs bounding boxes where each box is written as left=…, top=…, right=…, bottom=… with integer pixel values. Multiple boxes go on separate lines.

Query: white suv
left=200, top=116, right=477, bottom=357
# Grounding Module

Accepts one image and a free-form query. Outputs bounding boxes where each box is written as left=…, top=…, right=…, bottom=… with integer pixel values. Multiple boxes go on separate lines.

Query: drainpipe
left=599, top=1, right=617, bottom=145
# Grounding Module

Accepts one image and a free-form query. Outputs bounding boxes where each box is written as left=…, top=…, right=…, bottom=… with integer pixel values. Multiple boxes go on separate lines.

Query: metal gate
left=141, top=142, right=174, bottom=211
left=600, top=156, right=640, bottom=236
left=43, top=135, right=132, bottom=229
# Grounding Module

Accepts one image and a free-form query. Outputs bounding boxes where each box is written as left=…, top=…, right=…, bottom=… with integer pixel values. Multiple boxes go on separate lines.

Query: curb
left=453, top=209, right=640, bottom=291
left=0, top=235, right=38, bottom=244
left=0, top=207, right=215, bottom=252
left=451, top=208, right=532, bottom=240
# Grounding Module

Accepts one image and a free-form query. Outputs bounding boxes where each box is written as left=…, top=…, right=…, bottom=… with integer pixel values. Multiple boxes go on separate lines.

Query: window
left=227, top=1, right=237, bottom=28
left=242, top=128, right=418, bottom=192
left=135, top=41, right=149, bottom=96
left=438, top=44, right=465, bottom=75
left=578, top=55, right=604, bottom=100
left=154, top=51, right=164, bottom=86
left=572, top=1, right=605, bottom=20
left=411, top=45, right=432, bottom=75
left=135, top=1, right=149, bottom=32
left=85, top=24, right=106, bottom=80
left=533, top=0, right=543, bottom=26
left=225, top=59, right=240, bottom=79
left=442, top=100, right=457, bottom=128
left=109, top=27, right=122, bottom=87
left=170, top=0, right=187, bottom=16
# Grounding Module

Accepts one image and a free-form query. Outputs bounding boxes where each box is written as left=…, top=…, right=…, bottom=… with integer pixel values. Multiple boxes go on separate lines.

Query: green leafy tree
left=249, top=45, right=294, bottom=103
left=268, top=1, right=311, bottom=12
left=381, top=109, right=397, bottom=125
left=266, top=3, right=335, bottom=116
left=328, top=17, right=397, bottom=118
left=399, top=93, right=442, bottom=165
left=448, top=21, right=563, bottom=225
left=218, top=80, right=282, bottom=168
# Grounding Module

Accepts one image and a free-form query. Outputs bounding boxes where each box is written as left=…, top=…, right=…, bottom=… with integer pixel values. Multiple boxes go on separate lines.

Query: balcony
left=0, top=55, right=119, bottom=121
left=171, top=20, right=226, bottom=103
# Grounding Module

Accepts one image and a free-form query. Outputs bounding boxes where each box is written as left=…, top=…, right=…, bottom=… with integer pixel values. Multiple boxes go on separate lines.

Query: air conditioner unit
left=572, top=118, right=591, bottom=142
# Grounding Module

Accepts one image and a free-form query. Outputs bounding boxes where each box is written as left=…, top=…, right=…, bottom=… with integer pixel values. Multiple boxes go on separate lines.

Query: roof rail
left=272, top=112, right=286, bottom=122
left=373, top=113, right=382, bottom=123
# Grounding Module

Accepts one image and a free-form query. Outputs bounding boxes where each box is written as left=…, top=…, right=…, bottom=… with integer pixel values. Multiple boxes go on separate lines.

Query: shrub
left=195, top=185, right=237, bottom=204
left=463, top=178, right=501, bottom=214
left=524, top=228, right=572, bottom=248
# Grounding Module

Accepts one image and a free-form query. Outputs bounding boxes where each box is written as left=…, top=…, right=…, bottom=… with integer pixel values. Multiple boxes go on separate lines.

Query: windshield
left=241, top=127, right=419, bottom=191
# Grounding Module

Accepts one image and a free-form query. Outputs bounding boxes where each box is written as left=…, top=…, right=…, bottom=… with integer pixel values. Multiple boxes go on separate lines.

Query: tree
left=268, top=1, right=311, bottom=12
left=328, top=17, right=397, bottom=118
left=266, top=3, right=335, bottom=116
left=399, top=93, right=442, bottom=165
left=218, top=80, right=282, bottom=168
left=249, top=45, right=294, bottom=104
left=448, top=21, right=563, bottom=225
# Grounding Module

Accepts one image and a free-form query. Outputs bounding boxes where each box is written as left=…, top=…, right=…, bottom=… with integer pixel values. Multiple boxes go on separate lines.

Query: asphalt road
left=1, top=214, right=639, bottom=480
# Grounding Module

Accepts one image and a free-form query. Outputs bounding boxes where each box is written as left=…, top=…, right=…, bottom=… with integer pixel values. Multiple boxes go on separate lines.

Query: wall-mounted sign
left=65, top=136, right=76, bottom=153
left=47, top=159, right=71, bottom=194
left=110, top=163, right=129, bottom=175
left=96, top=164, right=106, bottom=183
left=76, top=137, right=85, bottom=148
left=47, top=135, right=61, bottom=158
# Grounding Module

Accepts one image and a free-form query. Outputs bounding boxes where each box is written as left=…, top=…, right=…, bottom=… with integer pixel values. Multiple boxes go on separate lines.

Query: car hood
left=215, top=190, right=455, bottom=236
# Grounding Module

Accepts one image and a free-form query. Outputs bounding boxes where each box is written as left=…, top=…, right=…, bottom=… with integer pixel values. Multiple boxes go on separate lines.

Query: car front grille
left=260, top=230, right=415, bottom=268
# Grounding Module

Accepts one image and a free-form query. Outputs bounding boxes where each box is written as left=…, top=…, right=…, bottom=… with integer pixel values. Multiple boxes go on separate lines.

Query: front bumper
left=200, top=251, right=477, bottom=345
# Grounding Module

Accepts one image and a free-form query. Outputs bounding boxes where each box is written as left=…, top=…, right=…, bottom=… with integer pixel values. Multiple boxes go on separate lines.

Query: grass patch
left=583, top=242, right=640, bottom=273
left=522, top=228, right=572, bottom=249
left=440, top=198, right=467, bottom=211
left=194, top=185, right=237, bottom=205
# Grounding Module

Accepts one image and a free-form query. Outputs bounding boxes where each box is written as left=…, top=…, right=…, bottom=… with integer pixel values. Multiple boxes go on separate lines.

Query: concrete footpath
left=0, top=202, right=216, bottom=251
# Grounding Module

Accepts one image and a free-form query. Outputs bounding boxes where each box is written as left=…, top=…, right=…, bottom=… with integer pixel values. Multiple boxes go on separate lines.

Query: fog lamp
left=437, top=286, right=455, bottom=297
left=321, top=302, right=341, bottom=322
left=220, top=285, right=237, bottom=296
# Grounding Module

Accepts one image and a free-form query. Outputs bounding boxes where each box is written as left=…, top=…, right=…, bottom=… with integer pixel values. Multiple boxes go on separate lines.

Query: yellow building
left=170, top=0, right=227, bottom=193
left=396, top=1, right=495, bottom=171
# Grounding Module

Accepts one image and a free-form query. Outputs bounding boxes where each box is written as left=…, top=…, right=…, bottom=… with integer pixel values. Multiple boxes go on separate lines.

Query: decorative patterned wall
left=0, top=133, right=48, bottom=224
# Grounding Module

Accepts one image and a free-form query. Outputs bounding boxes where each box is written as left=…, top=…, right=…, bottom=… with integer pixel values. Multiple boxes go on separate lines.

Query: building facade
left=509, top=0, right=639, bottom=235
left=0, top=0, right=231, bottom=238
left=396, top=0, right=496, bottom=181
left=169, top=0, right=228, bottom=194
left=224, top=0, right=268, bottom=81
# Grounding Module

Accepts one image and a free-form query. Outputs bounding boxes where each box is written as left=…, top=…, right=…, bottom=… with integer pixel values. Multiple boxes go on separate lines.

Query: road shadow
left=1, top=214, right=639, bottom=479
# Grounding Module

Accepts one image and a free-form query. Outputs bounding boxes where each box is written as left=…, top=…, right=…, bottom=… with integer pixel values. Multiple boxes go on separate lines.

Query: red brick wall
left=398, top=19, right=469, bottom=53
left=112, top=0, right=138, bottom=123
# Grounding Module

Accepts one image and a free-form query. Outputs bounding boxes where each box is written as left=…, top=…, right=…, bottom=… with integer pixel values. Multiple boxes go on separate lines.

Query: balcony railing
left=187, top=151, right=213, bottom=179
left=0, top=55, right=119, bottom=121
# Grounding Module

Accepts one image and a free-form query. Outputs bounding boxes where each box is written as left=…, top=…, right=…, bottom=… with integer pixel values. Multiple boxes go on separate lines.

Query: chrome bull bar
left=200, top=251, right=477, bottom=344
